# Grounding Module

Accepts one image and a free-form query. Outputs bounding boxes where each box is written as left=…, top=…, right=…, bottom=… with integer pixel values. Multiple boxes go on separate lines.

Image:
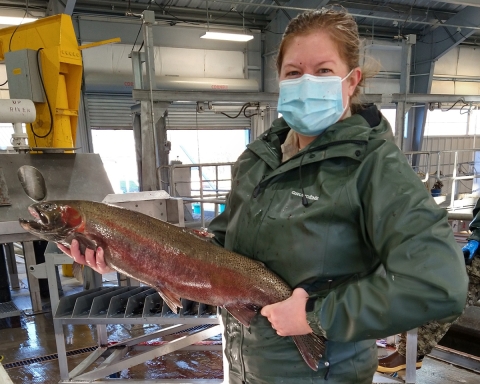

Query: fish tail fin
left=72, top=261, right=84, bottom=284
left=292, top=333, right=326, bottom=371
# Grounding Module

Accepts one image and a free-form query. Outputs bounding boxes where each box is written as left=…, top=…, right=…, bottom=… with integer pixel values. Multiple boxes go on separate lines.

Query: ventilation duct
left=84, top=73, right=259, bottom=94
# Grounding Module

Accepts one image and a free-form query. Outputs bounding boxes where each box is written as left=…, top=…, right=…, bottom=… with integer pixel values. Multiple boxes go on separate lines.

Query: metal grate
left=0, top=301, right=21, bottom=319
left=3, top=346, right=97, bottom=370
left=54, top=286, right=219, bottom=320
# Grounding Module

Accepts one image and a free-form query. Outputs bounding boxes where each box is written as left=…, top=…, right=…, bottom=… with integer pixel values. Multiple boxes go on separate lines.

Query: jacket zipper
left=238, top=313, right=246, bottom=382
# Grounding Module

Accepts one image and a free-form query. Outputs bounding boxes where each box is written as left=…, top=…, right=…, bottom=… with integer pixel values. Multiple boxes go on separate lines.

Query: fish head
left=19, top=201, right=84, bottom=242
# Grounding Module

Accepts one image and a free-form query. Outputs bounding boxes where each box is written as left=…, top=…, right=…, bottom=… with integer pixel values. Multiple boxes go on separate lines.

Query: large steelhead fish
left=19, top=200, right=326, bottom=370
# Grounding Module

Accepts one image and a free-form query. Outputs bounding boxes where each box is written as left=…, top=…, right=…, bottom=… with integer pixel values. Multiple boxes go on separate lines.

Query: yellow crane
left=0, top=14, right=119, bottom=151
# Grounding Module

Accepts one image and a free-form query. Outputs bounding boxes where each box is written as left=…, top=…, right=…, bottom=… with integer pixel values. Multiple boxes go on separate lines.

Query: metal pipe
left=448, top=212, right=473, bottom=221
left=0, top=99, right=36, bottom=123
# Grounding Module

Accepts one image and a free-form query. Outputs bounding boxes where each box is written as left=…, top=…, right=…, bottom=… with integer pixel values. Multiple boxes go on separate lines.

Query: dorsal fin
left=187, top=228, right=214, bottom=242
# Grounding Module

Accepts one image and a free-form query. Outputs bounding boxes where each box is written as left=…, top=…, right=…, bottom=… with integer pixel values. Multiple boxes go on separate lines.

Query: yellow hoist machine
left=0, top=14, right=119, bottom=151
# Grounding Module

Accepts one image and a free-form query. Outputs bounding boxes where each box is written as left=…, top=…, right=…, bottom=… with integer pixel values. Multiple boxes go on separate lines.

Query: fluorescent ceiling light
left=201, top=31, right=254, bottom=42
left=0, top=16, right=37, bottom=26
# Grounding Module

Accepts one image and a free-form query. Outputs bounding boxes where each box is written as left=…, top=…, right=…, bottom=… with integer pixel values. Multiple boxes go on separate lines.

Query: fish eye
left=42, top=203, right=54, bottom=210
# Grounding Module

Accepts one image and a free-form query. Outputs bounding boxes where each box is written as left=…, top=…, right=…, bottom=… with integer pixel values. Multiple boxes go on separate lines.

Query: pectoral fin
left=224, top=304, right=258, bottom=327
left=292, top=333, right=327, bottom=371
left=156, top=288, right=182, bottom=313
left=65, top=233, right=98, bottom=254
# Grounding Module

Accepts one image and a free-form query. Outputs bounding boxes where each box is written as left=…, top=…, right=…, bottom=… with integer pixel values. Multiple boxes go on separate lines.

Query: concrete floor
left=1, top=255, right=480, bottom=383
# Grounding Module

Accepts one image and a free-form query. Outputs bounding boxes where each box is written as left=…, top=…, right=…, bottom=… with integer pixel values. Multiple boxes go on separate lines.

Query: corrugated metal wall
left=85, top=94, right=134, bottom=129
left=85, top=94, right=251, bottom=130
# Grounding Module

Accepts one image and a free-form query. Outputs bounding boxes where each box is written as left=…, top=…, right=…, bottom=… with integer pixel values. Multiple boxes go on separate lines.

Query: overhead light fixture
left=0, top=16, right=37, bottom=26
left=201, top=31, right=254, bottom=42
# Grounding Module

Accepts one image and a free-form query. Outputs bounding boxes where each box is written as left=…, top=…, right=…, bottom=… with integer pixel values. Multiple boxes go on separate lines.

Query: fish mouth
left=19, top=206, right=56, bottom=232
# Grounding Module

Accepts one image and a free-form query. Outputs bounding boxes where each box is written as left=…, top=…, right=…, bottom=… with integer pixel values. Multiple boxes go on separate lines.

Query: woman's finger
left=56, top=243, right=71, bottom=257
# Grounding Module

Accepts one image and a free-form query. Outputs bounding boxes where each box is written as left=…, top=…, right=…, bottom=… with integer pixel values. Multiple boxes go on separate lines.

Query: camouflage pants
left=397, top=257, right=480, bottom=357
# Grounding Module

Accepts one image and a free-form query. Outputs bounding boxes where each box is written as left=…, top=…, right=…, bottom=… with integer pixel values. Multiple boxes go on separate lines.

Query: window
left=380, top=108, right=396, bottom=135
left=91, top=129, right=249, bottom=195
left=0, top=123, right=14, bottom=150
left=167, top=129, right=248, bottom=164
left=91, top=130, right=139, bottom=194
left=424, top=109, right=469, bottom=136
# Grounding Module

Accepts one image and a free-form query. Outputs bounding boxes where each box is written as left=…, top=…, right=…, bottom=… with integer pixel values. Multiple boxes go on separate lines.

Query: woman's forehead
left=282, top=31, right=343, bottom=66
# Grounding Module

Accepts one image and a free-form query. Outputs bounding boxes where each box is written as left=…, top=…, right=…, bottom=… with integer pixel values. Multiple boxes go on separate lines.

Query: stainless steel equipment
left=0, top=153, right=114, bottom=314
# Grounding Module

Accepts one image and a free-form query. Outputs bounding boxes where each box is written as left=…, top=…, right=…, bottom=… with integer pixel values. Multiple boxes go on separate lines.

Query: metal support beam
left=54, top=320, right=70, bottom=380
left=74, top=325, right=222, bottom=381
left=392, top=94, right=480, bottom=103
left=405, top=328, right=418, bottom=383
left=65, top=0, right=77, bottom=15
left=142, top=10, right=157, bottom=182
left=395, top=102, right=406, bottom=150
left=132, top=112, right=143, bottom=189
left=23, top=241, right=42, bottom=313
left=130, top=11, right=173, bottom=192
left=412, top=7, right=480, bottom=93
left=412, top=105, right=428, bottom=153
left=409, top=6, right=480, bottom=154
left=395, top=36, right=415, bottom=151
left=400, top=36, right=415, bottom=95
left=156, top=115, right=170, bottom=192
left=437, top=0, right=480, bottom=7
left=46, top=0, right=77, bottom=15
left=140, top=100, right=160, bottom=191
left=3, top=243, right=19, bottom=290
left=133, top=89, right=280, bottom=103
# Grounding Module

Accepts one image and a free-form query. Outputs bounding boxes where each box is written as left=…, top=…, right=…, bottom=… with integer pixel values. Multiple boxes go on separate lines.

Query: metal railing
left=406, top=149, right=480, bottom=210
left=160, top=149, right=480, bottom=226
left=161, top=162, right=235, bottom=228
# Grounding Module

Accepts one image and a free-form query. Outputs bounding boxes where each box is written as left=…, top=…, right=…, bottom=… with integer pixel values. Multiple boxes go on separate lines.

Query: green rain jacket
left=208, top=106, right=468, bottom=384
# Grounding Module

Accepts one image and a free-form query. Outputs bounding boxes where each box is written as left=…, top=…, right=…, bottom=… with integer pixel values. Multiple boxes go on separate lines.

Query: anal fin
left=292, top=333, right=327, bottom=371
left=72, top=262, right=84, bottom=284
left=156, top=288, right=182, bottom=313
left=224, top=304, right=258, bottom=327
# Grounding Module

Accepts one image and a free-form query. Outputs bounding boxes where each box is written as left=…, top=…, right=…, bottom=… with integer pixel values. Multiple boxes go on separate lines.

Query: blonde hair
left=276, top=8, right=377, bottom=106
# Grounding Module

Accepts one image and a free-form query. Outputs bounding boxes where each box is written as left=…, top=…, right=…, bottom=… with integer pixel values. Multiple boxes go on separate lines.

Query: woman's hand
left=57, top=239, right=112, bottom=274
left=260, top=288, right=313, bottom=336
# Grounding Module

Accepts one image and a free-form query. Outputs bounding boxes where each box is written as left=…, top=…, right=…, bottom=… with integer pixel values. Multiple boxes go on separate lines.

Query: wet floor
left=0, top=261, right=223, bottom=383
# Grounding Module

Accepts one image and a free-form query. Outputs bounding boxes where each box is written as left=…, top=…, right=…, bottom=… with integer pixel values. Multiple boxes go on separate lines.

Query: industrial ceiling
left=1, top=0, right=480, bottom=46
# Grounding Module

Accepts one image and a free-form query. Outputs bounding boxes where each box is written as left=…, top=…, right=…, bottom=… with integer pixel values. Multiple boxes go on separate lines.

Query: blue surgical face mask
left=277, top=70, right=353, bottom=137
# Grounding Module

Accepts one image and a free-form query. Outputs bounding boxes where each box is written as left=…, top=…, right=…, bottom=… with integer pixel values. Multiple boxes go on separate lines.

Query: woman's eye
left=285, top=70, right=301, bottom=78
left=318, top=68, right=332, bottom=74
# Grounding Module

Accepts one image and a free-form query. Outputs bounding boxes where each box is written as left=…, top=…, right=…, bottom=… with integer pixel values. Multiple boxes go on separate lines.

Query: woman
left=207, top=8, right=467, bottom=383
left=61, top=8, right=468, bottom=384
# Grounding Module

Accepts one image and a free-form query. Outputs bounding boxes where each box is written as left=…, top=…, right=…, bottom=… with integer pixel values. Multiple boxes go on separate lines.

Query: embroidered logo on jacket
left=291, top=191, right=319, bottom=201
